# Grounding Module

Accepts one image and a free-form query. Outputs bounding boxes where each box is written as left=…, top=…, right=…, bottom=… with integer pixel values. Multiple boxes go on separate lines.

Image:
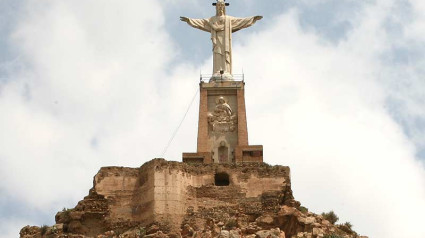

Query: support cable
left=161, top=88, right=199, bottom=157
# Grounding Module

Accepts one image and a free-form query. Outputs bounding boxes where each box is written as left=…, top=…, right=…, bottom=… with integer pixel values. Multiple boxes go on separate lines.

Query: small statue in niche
left=214, top=97, right=232, bottom=120
left=208, top=96, right=237, bottom=132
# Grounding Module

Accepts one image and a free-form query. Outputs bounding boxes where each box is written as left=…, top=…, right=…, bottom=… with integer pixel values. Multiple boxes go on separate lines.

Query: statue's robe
left=185, top=15, right=259, bottom=76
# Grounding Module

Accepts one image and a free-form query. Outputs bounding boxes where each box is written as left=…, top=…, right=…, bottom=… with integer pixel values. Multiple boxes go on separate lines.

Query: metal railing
left=200, top=73, right=244, bottom=82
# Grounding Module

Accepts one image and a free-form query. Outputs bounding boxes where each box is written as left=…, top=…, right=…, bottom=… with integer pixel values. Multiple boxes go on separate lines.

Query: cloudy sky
left=1, top=0, right=425, bottom=237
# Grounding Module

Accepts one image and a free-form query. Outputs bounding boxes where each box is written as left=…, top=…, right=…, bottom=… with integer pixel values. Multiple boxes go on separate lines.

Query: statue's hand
left=254, top=16, right=263, bottom=21
left=180, top=16, right=189, bottom=22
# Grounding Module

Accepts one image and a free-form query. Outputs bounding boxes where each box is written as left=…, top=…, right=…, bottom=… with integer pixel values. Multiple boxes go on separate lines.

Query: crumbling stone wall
left=20, top=159, right=366, bottom=238
left=50, top=159, right=292, bottom=235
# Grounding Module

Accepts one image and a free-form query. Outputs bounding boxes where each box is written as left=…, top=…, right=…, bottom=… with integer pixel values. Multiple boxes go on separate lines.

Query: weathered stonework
left=20, top=159, right=366, bottom=238
left=69, top=159, right=291, bottom=235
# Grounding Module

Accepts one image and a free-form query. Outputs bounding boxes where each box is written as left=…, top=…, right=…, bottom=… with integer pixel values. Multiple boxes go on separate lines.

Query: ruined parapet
left=20, top=159, right=366, bottom=238
left=22, top=159, right=291, bottom=236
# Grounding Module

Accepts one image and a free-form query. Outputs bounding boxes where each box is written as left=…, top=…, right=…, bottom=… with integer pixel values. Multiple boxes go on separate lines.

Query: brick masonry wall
left=197, top=87, right=209, bottom=152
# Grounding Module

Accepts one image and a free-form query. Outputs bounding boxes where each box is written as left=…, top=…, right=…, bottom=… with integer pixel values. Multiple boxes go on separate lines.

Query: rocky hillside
left=20, top=159, right=368, bottom=238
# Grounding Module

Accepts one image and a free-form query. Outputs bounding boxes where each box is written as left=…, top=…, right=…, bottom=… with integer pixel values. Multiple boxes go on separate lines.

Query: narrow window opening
left=218, top=145, right=229, bottom=163
left=215, top=172, right=230, bottom=186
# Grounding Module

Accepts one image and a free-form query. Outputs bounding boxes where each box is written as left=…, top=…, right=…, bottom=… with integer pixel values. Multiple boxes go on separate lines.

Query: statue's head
left=217, top=96, right=226, bottom=104
left=214, top=0, right=227, bottom=16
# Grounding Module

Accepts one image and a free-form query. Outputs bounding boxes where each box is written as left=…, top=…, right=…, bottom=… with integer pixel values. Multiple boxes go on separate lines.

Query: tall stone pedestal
left=183, top=80, right=263, bottom=164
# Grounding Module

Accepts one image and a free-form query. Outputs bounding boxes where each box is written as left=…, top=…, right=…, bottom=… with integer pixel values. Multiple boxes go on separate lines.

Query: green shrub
left=321, top=211, right=339, bottom=224
left=323, top=235, right=344, bottom=238
left=40, top=225, right=48, bottom=236
left=343, top=222, right=353, bottom=229
left=136, top=226, right=146, bottom=237
left=61, top=208, right=73, bottom=222
left=51, top=225, right=57, bottom=234
left=225, top=218, right=238, bottom=229
left=62, top=207, right=74, bottom=212
left=297, top=206, right=309, bottom=213
left=338, top=222, right=355, bottom=234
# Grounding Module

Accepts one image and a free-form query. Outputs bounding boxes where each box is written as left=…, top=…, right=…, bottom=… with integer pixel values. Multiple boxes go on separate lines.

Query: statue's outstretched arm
left=232, top=16, right=263, bottom=33
left=180, top=16, right=211, bottom=32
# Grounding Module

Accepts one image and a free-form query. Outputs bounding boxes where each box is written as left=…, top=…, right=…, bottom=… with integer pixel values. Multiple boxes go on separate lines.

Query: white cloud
left=231, top=5, right=425, bottom=238
left=0, top=0, right=186, bottom=225
left=406, top=0, right=425, bottom=41
left=1, top=0, right=424, bottom=238
left=0, top=219, right=33, bottom=238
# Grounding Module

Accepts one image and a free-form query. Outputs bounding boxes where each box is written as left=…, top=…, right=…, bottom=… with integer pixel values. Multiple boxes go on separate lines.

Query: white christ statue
left=180, top=0, right=262, bottom=81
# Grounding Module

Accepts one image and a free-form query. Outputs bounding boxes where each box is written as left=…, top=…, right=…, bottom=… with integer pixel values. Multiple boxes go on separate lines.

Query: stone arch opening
left=215, top=172, right=230, bottom=186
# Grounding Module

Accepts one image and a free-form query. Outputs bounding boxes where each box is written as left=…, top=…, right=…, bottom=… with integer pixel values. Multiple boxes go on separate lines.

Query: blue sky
left=1, top=0, right=425, bottom=237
